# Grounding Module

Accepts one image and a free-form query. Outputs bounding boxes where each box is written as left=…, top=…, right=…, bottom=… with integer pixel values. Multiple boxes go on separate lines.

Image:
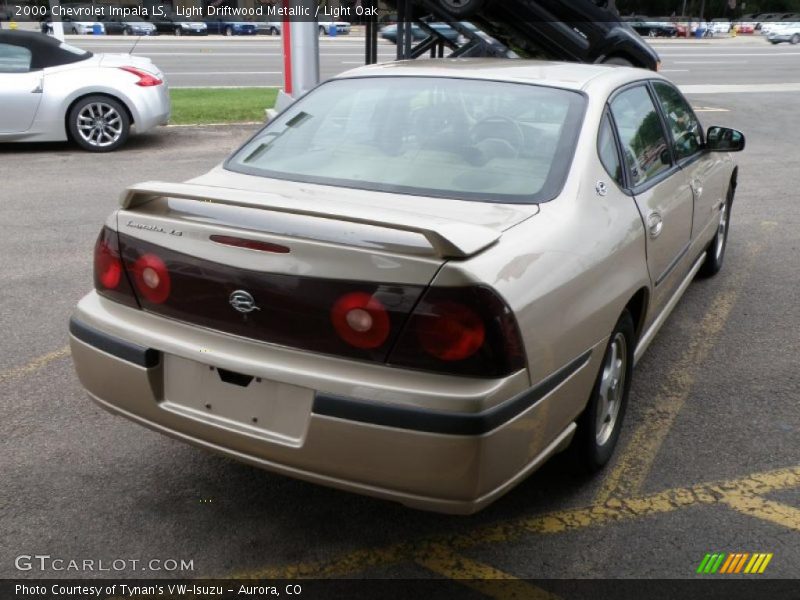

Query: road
left=67, top=33, right=800, bottom=88
left=1, top=37, right=800, bottom=593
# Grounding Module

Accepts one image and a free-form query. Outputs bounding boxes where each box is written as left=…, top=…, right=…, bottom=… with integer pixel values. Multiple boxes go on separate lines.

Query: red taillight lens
left=119, top=66, right=163, bottom=87
left=93, top=227, right=138, bottom=308
left=131, top=253, right=171, bottom=304
left=95, top=238, right=122, bottom=290
left=416, top=301, right=485, bottom=361
left=389, top=286, right=526, bottom=378
left=331, top=292, right=391, bottom=349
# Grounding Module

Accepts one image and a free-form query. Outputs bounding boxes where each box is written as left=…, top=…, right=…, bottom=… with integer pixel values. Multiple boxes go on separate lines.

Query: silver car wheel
left=76, top=102, right=123, bottom=148
left=596, top=332, right=627, bottom=446
left=714, top=201, right=728, bottom=262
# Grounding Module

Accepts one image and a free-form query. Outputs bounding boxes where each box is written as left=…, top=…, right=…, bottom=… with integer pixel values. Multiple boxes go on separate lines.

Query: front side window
left=226, top=77, right=586, bottom=204
left=610, top=85, right=671, bottom=188
left=652, top=81, right=703, bottom=161
left=0, top=43, right=32, bottom=73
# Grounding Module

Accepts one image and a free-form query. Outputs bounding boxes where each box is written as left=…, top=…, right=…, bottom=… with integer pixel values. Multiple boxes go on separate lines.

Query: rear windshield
left=226, top=76, right=585, bottom=204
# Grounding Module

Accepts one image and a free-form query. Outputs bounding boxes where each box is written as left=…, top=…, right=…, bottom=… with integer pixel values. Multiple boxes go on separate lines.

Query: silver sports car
left=0, top=31, right=169, bottom=151
left=70, top=60, right=744, bottom=513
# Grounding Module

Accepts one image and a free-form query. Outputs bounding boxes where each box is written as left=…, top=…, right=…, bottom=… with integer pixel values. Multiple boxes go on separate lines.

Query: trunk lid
left=111, top=176, right=537, bottom=363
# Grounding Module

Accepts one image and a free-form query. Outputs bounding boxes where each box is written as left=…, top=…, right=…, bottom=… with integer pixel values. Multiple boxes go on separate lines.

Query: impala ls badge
left=229, top=290, right=260, bottom=314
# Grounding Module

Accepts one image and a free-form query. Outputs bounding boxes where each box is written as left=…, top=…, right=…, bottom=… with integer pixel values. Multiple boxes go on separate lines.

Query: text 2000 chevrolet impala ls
left=69, top=60, right=744, bottom=513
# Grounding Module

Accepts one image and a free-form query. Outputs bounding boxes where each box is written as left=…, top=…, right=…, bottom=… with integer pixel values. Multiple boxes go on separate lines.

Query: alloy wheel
left=596, top=332, right=627, bottom=446
left=76, top=102, right=123, bottom=149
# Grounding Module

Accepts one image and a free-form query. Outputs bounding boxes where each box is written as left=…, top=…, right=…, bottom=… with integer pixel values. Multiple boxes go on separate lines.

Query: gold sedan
left=70, top=60, right=743, bottom=513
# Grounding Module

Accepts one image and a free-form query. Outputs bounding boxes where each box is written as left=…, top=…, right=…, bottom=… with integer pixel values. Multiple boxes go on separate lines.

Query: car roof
left=0, top=30, right=92, bottom=68
left=334, top=58, right=659, bottom=94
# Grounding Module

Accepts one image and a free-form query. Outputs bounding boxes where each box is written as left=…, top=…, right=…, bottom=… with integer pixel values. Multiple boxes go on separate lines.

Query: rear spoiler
left=120, top=181, right=501, bottom=259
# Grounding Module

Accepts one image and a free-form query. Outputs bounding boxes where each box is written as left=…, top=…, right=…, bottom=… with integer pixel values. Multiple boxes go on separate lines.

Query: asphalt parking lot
left=1, top=41, right=799, bottom=590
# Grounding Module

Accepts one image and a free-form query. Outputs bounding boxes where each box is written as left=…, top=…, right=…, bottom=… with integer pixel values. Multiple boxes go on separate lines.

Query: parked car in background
left=318, top=19, right=350, bottom=35
left=709, top=18, right=731, bottom=35
left=379, top=21, right=460, bottom=43
left=148, top=12, right=207, bottom=36
left=42, top=17, right=106, bottom=35
left=258, top=20, right=282, bottom=35
left=625, top=18, right=678, bottom=38
left=0, top=30, right=169, bottom=151
left=204, top=19, right=258, bottom=36
left=767, top=22, right=800, bottom=44
left=69, top=59, right=742, bottom=513
left=100, top=15, right=158, bottom=36
left=758, top=13, right=795, bottom=35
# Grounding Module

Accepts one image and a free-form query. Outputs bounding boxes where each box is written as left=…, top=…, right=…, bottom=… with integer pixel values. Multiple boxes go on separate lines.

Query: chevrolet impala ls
left=69, top=60, right=744, bottom=513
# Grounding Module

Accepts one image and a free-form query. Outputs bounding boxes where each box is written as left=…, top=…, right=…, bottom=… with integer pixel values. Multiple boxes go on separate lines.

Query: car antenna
left=129, top=35, right=143, bottom=55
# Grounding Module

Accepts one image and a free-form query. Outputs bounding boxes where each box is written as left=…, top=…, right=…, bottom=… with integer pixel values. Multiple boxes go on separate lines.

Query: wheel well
left=625, top=288, right=649, bottom=342
left=64, top=93, right=134, bottom=139
left=730, top=167, right=738, bottom=191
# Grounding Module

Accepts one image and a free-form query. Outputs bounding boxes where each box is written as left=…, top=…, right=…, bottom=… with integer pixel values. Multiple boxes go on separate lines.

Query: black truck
left=390, top=0, right=661, bottom=70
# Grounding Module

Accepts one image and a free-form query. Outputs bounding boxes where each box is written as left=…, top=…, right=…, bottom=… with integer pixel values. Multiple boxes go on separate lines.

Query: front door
left=0, top=43, right=43, bottom=134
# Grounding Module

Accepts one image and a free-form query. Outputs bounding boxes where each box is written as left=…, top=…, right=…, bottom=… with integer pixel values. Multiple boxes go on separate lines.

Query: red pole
left=282, top=0, right=293, bottom=96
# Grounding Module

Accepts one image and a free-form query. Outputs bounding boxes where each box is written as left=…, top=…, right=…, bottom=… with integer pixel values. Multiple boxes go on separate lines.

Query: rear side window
left=0, top=43, right=32, bottom=73
left=598, top=113, right=623, bottom=186
left=610, top=85, right=671, bottom=188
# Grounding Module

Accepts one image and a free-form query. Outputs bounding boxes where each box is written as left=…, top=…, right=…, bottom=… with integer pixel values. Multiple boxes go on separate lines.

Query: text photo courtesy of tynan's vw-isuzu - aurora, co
left=3, top=0, right=799, bottom=596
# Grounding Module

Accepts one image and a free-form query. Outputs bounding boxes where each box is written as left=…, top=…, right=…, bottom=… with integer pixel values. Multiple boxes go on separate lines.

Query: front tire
left=572, top=310, right=635, bottom=471
left=224, top=26, right=233, bottom=36
left=68, top=95, right=130, bottom=152
left=791, top=34, right=800, bottom=44
left=174, top=26, right=182, bottom=36
left=602, top=55, right=635, bottom=67
left=698, top=183, right=734, bottom=277
left=438, top=0, right=486, bottom=17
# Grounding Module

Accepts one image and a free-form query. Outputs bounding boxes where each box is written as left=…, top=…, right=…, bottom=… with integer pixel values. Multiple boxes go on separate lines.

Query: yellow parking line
left=415, top=544, right=563, bottom=600
left=595, top=235, right=769, bottom=503
left=232, top=465, right=800, bottom=579
left=722, top=493, right=800, bottom=532
left=0, top=346, right=71, bottom=386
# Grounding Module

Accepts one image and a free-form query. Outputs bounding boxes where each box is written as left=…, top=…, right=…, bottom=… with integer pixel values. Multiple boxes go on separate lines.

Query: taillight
left=93, top=227, right=138, bottom=308
left=131, top=253, right=171, bottom=304
left=416, top=301, right=485, bottom=361
left=95, top=238, right=122, bottom=290
left=119, top=66, right=163, bottom=87
left=331, top=292, right=391, bottom=349
left=388, top=286, right=526, bottom=378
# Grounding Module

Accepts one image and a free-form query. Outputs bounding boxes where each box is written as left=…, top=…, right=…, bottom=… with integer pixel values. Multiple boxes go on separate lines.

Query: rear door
left=609, top=83, right=694, bottom=312
left=0, top=42, right=43, bottom=134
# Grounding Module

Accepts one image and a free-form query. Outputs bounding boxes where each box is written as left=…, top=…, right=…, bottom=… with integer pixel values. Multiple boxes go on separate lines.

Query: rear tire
left=225, top=26, right=233, bottom=36
left=438, top=0, right=486, bottom=17
left=67, top=95, right=130, bottom=152
left=319, top=25, right=326, bottom=35
left=174, top=27, right=182, bottom=36
left=571, top=310, right=635, bottom=472
left=698, top=183, right=734, bottom=278
left=792, top=34, right=800, bottom=44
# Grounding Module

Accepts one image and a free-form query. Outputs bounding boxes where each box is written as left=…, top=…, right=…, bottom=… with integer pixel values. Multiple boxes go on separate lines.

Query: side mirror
left=706, top=126, right=745, bottom=152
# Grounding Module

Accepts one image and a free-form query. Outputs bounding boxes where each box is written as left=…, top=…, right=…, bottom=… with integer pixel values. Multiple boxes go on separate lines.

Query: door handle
left=31, top=81, right=43, bottom=94
left=647, top=212, right=663, bottom=239
left=691, top=182, right=703, bottom=197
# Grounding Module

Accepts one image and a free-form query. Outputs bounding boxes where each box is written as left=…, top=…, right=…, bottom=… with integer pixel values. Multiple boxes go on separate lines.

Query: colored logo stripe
left=697, top=552, right=773, bottom=574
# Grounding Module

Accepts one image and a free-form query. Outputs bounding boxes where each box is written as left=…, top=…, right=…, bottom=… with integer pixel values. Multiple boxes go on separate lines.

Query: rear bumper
left=69, top=292, right=601, bottom=513
left=129, top=85, right=171, bottom=132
